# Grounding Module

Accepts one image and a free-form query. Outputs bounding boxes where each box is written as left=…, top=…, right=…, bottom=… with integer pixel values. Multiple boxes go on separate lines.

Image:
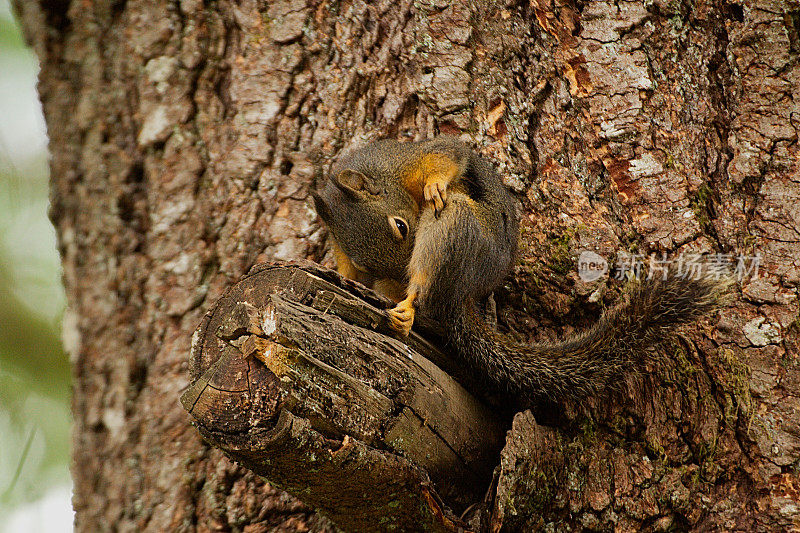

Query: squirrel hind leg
left=388, top=291, right=417, bottom=336
left=387, top=266, right=429, bottom=336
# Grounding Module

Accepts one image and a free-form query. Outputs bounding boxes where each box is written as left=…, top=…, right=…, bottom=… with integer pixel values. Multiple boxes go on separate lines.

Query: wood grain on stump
left=182, top=261, right=506, bottom=531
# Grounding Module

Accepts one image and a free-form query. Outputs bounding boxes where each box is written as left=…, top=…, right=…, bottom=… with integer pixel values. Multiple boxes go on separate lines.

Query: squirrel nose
left=311, top=192, right=331, bottom=223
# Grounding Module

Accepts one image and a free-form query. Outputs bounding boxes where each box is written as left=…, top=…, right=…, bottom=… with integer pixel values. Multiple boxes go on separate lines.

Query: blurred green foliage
left=0, top=16, right=20, bottom=48
left=0, top=0, right=72, bottom=521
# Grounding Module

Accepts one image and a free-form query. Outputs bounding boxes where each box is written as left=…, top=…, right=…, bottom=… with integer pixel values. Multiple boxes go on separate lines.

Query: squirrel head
left=313, top=168, right=419, bottom=282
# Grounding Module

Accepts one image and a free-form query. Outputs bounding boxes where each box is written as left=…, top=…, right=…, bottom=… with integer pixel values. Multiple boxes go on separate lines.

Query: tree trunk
left=16, top=0, right=799, bottom=531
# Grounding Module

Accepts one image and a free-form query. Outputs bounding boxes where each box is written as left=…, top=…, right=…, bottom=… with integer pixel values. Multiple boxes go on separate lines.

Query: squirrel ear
left=333, top=169, right=381, bottom=197
left=333, top=169, right=368, bottom=197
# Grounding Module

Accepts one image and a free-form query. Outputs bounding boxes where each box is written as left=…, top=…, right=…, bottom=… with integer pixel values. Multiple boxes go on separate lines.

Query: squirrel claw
left=388, top=302, right=415, bottom=337
left=424, top=181, right=448, bottom=215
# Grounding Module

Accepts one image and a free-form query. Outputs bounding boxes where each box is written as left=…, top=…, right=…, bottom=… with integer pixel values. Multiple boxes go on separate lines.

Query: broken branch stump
left=181, top=261, right=507, bottom=532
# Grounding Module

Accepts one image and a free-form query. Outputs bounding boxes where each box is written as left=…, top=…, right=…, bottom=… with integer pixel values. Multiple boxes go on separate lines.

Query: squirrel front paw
left=423, top=180, right=448, bottom=215
left=388, top=299, right=415, bottom=337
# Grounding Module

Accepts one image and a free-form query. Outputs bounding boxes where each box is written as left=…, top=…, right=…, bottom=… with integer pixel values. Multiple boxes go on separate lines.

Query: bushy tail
left=446, top=275, right=731, bottom=405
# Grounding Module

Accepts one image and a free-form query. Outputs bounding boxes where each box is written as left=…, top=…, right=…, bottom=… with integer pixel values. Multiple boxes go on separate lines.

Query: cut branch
left=181, top=261, right=506, bottom=532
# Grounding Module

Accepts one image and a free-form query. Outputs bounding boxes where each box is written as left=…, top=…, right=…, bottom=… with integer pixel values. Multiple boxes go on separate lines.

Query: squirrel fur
left=312, top=137, right=728, bottom=406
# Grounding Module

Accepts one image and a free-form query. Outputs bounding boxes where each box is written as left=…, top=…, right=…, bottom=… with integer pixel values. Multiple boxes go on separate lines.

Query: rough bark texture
left=15, top=0, right=799, bottom=530
left=181, top=261, right=506, bottom=531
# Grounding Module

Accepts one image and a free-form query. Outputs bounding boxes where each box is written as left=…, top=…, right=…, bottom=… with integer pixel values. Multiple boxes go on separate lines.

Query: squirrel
left=312, top=137, right=728, bottom=407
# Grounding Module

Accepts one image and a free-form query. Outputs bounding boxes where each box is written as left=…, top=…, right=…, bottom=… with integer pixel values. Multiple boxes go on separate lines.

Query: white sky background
left=4, top=485, right=73, bottom=532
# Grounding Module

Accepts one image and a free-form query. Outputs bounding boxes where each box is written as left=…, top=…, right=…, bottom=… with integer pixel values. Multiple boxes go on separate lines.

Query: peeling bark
left=15, top=0, right=799, bottom=530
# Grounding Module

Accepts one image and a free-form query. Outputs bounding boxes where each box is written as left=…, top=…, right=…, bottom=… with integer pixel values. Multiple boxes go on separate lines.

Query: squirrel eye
left=389, top=216, right=409, bottom=241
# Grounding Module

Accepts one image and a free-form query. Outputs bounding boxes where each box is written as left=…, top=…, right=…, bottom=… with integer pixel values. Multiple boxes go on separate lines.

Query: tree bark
left=181, top=261, right=506, bottom=530
left=15, top=0, right=799, bottom=531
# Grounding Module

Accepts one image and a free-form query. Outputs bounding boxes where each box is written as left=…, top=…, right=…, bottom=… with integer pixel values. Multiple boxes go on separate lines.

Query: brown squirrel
left=313, top=137, right=728, bottom=406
